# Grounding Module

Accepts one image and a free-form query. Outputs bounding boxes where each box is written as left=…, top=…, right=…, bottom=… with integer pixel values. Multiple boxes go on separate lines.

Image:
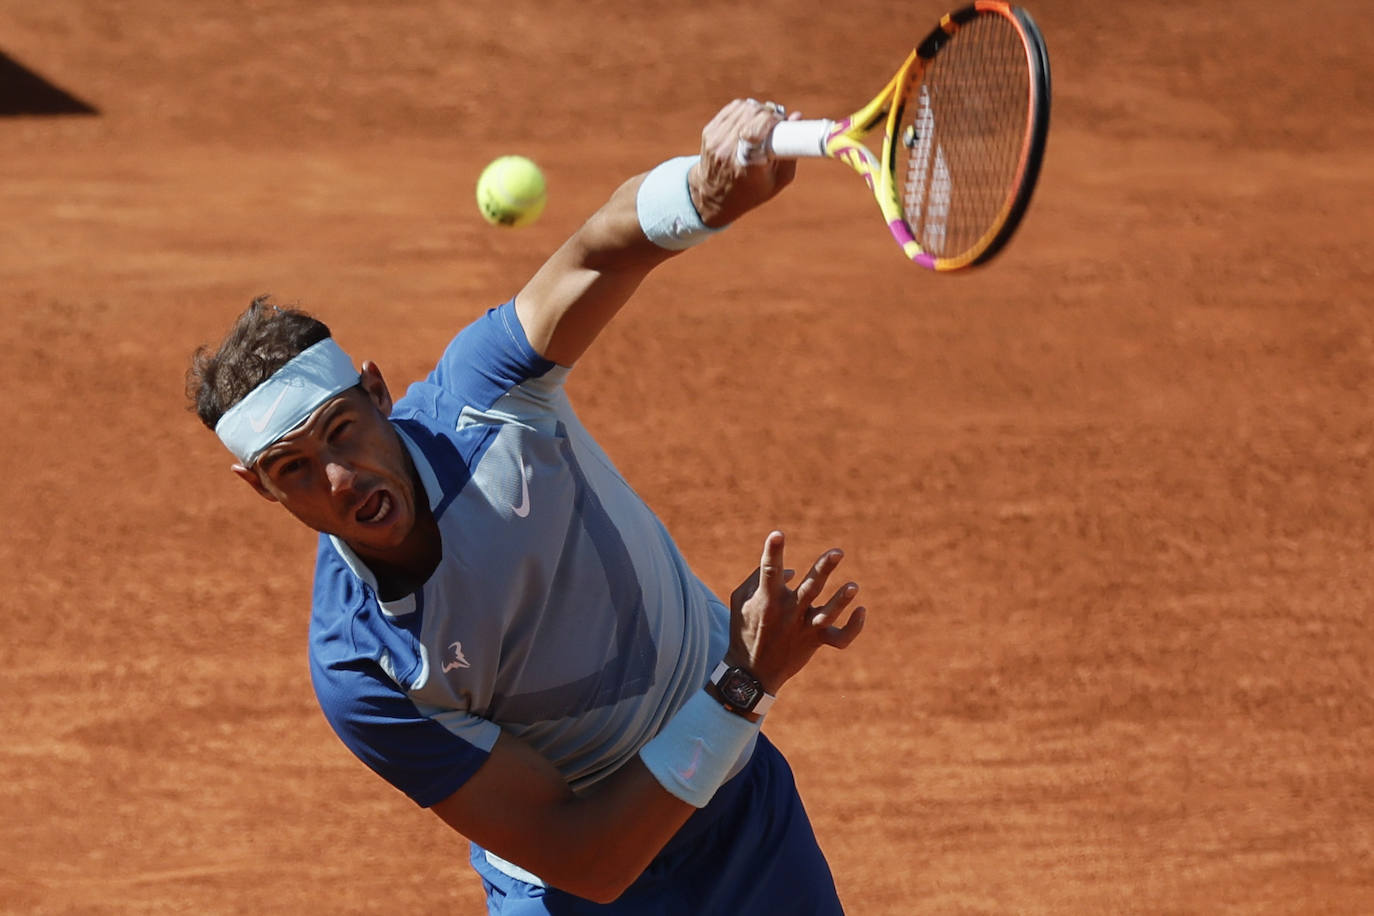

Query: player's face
left=237, top=364, right=423, bottom=557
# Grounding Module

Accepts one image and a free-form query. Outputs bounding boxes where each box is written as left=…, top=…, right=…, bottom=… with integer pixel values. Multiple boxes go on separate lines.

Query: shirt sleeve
left=426, top=299, right=559, bottom=408
left=309, top=544, right=501, bottom=808
left=310, top=653, right=496, bottom=807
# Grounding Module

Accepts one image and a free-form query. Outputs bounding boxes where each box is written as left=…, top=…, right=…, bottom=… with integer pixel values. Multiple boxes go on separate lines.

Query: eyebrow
left=256, top=444, right=300, bottom=476
left=255, top=398, right=354, bottom=474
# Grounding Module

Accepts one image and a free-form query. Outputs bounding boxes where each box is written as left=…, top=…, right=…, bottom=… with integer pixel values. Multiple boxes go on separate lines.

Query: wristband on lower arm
left=635, top=156, right=725, bottom=250
left=638, top=690, right=760, bottom=808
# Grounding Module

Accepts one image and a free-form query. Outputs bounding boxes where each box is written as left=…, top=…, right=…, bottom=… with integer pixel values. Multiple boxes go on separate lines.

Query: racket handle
left=767, top=119, right=833, bottom=158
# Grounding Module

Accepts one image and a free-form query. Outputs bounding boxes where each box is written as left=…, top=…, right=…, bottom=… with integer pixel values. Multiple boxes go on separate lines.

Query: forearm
left=514, top=100, right=795, bottom=367
left=514, top=173, right=681, bottom=366
left=522, top=757, right=698, bottom=902
left=433, top=692, right=754, bottom=904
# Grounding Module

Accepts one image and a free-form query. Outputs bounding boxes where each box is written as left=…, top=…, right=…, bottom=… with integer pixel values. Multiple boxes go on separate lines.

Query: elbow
left=476, top=849, right=637, bottom=904
left=539, top=827, right=657, bottom=902
left=555, top=866, right=637, bottom=905
left=586, top=886, right=632, bottom=906
left=588, top=876, right=637, bottom=906
left=536, top=850, right=643, bottom=904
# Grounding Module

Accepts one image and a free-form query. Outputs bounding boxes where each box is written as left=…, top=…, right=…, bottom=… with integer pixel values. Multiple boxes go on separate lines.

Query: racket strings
left=898, top=15, right=1032, bottom=258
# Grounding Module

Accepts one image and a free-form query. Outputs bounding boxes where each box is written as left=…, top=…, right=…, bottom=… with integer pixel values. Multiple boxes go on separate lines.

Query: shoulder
left=397, top=300, right=559, bottom=419
left=310, top=540, right=406, bottom=679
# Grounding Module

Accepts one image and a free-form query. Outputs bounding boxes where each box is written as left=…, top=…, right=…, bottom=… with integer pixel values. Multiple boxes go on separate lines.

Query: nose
left=325, top=458, right=359, bottom=496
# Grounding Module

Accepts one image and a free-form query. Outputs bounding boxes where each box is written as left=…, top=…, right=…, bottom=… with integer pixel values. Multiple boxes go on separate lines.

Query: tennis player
left=188, top=98, right=867, bottom=913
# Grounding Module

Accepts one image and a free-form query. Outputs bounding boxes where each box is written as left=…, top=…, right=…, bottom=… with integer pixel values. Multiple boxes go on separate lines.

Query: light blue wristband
left=636, top=155, right=726, bottom=250
left=638, top=689, right=760, bottom=807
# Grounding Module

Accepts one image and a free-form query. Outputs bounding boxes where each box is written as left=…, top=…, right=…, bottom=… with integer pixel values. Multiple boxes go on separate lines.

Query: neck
left=355, top=506, right=441, bottom=602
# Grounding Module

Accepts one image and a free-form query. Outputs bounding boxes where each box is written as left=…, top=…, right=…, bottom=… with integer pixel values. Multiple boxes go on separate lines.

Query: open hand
left=727, top=530, right=867, bottom=695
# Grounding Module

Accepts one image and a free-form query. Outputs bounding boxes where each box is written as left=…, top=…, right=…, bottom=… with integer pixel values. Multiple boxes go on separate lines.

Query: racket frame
left=768, top=1, right=1050, bottom=270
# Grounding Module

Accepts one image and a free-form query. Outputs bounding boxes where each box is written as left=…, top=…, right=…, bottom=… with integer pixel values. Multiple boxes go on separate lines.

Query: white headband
left=214, top=337, right=361, bottom=466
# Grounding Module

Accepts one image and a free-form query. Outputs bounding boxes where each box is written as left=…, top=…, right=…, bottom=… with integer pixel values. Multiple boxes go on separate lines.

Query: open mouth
left=356, top=490, right=393, bottom=525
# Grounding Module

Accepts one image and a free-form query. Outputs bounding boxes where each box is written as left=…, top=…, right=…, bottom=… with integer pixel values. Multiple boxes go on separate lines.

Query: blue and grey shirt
left=308, top=301, right=736, bottom=816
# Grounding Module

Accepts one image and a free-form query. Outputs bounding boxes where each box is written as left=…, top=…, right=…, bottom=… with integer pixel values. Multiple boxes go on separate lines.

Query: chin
left=354, top=511, right=413, bottom=552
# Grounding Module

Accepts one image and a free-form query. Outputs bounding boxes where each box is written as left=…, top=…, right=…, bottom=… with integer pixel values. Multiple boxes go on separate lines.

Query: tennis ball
left=476, top=155, right=547, bottom=227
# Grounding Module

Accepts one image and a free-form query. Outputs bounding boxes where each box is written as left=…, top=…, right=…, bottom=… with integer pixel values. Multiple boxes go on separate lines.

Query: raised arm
left=430, top=532, right=866, bottom=903
left=514, top=99, right=799, bottom=366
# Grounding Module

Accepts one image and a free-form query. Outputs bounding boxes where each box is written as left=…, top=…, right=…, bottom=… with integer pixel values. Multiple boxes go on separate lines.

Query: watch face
left=720, top=669, right=762, bottom=709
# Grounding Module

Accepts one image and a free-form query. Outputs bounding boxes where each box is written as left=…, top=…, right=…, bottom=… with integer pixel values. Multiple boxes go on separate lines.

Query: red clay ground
left=3, top=1, right=1373, bottom=912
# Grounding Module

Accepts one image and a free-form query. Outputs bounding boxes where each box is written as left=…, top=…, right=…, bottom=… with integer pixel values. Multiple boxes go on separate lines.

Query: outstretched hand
left=689, top=98, right=801, bottom=228
left=727, top=530, right=867, bottom=695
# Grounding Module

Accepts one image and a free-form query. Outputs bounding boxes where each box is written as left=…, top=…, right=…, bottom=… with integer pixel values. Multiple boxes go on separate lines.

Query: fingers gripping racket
left=760, top=2, right=1051, bottom=270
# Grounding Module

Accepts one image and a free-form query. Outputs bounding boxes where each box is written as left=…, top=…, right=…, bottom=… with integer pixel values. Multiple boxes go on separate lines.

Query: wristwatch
left=710, top=661, right=776, bottom=717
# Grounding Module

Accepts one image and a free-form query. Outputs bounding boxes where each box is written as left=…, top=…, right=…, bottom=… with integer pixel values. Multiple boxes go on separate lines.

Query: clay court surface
left=3, top=0, right=1373, bottom=912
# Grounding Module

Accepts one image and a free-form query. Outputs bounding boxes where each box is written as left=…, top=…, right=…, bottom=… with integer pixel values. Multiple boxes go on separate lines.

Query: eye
left=328, top=420, right=353, bottom=443
left=278, top=457, right=306, bottom=477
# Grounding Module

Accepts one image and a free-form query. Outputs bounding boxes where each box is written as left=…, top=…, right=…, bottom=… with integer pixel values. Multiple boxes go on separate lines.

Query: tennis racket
left=757, top=1, right=1051, bottom=270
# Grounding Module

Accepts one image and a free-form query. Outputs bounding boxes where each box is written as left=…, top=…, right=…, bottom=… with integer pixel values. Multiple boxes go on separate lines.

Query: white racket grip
left=767, top=119, right=833, bottom=158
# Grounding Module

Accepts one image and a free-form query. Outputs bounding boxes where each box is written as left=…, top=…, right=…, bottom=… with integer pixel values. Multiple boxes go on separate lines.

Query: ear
left=232, top=463, right=279, bottom=503
left=359, top=361, right=394, bottom=416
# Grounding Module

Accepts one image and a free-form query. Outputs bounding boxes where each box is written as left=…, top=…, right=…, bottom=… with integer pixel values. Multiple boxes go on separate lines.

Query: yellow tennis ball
left=476, top=155, right=547, bottom=227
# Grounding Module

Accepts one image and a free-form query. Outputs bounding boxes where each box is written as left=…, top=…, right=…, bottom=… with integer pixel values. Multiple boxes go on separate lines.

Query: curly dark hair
left=186, top=295, right=333, bottom=430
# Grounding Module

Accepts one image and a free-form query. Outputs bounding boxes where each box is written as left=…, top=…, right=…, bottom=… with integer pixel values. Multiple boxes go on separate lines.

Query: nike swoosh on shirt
left=512, top=463, right=531, bottom=518
left=248, top=386, right=290, bottom=433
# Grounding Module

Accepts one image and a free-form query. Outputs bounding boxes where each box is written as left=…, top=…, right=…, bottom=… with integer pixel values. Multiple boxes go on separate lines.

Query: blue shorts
left=470, top=733, right=844, bottom=914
